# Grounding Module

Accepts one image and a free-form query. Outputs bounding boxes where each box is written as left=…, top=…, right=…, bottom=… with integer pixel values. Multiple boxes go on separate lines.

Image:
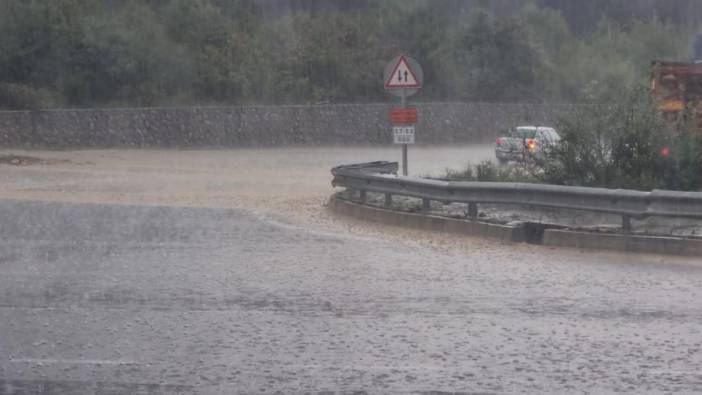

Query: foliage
left=440, top=88, right=702, bottom=191
left=0, top=82, right=60, bottom=109
left=540, top=87, right=702, bottom=191
left=665, top=116, right=702, bottom=190
left=0, top=0, right=699, bottom=108
left=435, top=9, right=547, bottom=102
left=443, top=160, right=538, bottom=183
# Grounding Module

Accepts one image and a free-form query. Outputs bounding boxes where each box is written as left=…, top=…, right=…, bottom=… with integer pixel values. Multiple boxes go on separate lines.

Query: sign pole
left=383, top=54, right=422, bottom=177
left=401, top=92, right=408, bottom=176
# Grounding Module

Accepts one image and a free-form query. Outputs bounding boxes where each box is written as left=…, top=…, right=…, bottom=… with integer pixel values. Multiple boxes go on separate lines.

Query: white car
left=495, top=126, right=561, bottom=164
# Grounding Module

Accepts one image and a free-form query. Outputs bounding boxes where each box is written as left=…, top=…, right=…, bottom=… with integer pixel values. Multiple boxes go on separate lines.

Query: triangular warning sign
left=384, top=56, right=421, bottom=89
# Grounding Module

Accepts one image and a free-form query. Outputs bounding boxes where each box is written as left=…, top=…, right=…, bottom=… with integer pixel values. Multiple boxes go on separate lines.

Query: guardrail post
left=384, top=193, right=392, bottom=208
left=622, top=215, right=631, bottom=233
left=422, top=198, right=430, bottom=213
left=359, top=190, right=367, bottom=203
left=468, top=202, right=478, bottom=220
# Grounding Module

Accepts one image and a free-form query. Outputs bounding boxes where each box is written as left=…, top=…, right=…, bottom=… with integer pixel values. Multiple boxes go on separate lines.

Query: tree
left=435, top=10, right=546, bottom=102
left=0, top=0, right=699, bottom=108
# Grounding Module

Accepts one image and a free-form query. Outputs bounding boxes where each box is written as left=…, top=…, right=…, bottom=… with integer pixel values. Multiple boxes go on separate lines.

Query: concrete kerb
left=329, top=194, right=702, bottom=257
left=543, top=229, right=702, bottom=257
left=328, top=195, right=526, bottom=243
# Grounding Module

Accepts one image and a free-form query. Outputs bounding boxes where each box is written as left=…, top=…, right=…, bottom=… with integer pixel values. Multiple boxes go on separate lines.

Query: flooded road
left=1, top=147, right=701, bottom=393
left=0, top=145, right=491, bottom=208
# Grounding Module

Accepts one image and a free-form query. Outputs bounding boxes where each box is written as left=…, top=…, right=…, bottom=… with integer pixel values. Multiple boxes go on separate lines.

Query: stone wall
left=0, top=103, right=570, bottom=148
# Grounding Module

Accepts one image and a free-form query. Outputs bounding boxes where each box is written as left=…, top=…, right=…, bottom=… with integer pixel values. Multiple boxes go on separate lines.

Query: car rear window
left=515, top=128, right=537, bottom=138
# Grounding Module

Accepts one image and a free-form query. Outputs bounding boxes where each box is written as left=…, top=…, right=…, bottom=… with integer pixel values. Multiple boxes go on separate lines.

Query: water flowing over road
left=1, top=147, right=701, bottom=393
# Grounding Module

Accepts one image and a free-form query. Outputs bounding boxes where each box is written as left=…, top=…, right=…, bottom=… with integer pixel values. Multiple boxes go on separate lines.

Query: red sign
left=389, top=108, right=418, bottom=125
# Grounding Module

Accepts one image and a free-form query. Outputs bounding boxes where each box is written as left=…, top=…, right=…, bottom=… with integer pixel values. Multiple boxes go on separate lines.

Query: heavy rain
left=1, top=1, right=702, bottom=394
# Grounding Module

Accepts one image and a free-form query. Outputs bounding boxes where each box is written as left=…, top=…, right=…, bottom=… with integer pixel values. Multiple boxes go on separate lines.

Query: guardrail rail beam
left=331, top=161, right=702, bottom=223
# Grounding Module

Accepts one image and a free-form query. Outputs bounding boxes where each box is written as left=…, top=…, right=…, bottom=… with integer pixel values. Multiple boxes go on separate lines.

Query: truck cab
left=651, top=60, right=702, bottom=133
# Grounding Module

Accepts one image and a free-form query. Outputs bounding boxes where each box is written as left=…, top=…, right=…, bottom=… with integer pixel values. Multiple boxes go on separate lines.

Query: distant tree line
left=0, top=0, right=699, bottom=109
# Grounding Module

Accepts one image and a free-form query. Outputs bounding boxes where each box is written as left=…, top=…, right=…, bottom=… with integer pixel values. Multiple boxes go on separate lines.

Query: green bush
left=664, top=122, right=702, bottom=191
left=541, top=87, right=702, bottom=191
left=443, top=160, right=539, bottom=183
left=443, top=165, right=473, bottom=180
left=440, top=88, right=702, bottom=192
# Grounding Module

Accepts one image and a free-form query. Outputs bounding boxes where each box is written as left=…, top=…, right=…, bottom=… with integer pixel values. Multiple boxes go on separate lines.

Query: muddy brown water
left=1, top=146, right=701, bottom=393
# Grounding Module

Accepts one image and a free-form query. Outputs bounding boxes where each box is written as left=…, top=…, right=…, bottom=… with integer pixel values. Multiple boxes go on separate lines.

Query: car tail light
left=526, top=139, right=537, bottom=150
left=661, top=146, right=670, bottom=157
left=496, top=138, right=501, bottom=146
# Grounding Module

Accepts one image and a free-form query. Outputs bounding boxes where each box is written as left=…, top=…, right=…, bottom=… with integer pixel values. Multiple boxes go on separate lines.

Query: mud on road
left=1, top=147, right=701, bottom=393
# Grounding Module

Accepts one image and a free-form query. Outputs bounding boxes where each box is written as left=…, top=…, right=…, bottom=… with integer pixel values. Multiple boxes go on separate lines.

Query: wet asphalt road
left=1, top=199, right=702, bottom=394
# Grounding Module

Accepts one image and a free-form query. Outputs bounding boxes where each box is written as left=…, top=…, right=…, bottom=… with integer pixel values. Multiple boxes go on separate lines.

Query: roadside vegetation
left=442, top=160, right=536, bottom=183
left=443, top=88, right=702, bottom=192
left=0, top=0, right=700, bottom=109
left=543, top=88, right=702, bottom=191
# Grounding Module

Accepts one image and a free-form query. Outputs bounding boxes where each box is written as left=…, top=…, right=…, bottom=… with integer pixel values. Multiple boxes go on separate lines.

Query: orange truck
left=651, top=36, right=702, bottom=133
left=651, top=60, right=702, bottom=133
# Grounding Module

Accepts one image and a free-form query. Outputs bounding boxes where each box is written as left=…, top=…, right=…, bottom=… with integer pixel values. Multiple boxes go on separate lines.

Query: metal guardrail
left=331, top=161, right=702, bottom=231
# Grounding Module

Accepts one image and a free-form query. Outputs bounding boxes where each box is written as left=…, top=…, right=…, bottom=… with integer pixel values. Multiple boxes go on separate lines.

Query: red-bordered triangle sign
left=384, top=56, right=421, bottom=89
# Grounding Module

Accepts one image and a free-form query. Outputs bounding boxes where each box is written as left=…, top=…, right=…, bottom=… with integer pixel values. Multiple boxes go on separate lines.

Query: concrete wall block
left=0, top=103, right=569, bottom=148
left=329, top=196, right=522, bottom=243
